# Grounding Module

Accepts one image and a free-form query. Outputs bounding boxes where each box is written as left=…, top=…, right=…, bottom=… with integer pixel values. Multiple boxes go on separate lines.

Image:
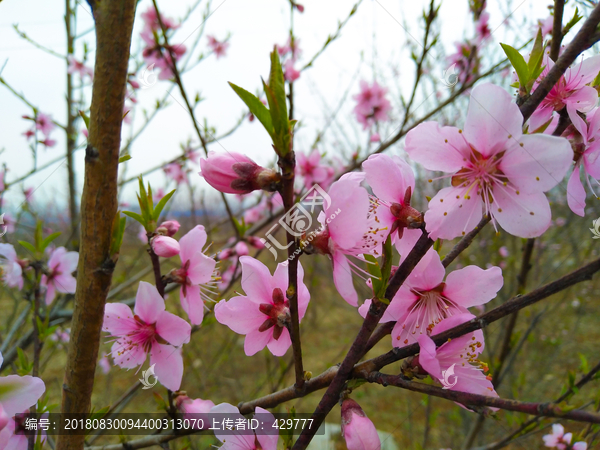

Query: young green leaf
left=500, top=43, right=529, bottom=90
left=528, top=28, right=544, bottom=74
left=40, top=232, right=62, bottom=252
left=229, top=82, right=273, bottom=136
left=118, top=154, right=132, bottom=164
left=18, top=240, right=38, bottom=255
left=123, top=211, right=146, bottom=229
left=79, top=110, right=90, bottom=129
left=152, top=189, right=176, bottom=221
left=265, top=49, right=290, bottom=155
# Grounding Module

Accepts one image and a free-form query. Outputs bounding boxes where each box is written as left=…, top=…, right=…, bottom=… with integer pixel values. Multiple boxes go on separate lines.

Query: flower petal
left=266, top=327, right=292, bottom=357
left=405, top=122, right=467, bottom=172
left=180, top=285, right=204, bottom=326
left=463, top=83, right=523, bottom=157
left=155, top=311, right=191, bottom=346
left=443, top=265, right=503, bottom=308
left=567, top=165, right=586, bottom=217
left=179, top=225, right=208, bottom=264
left=214, top=296, right=265, bottom=334
left=0, top=376, right=45, bottom=416
left=238, top=256, right=274, bottom=304
left=150, top=343, right=183, bottom=391
left=326, top=179, right=370, bottom=250
left=491, top=186, right=551, bottom=238
left=244, top=329, right=272, bottom=356
left=363, top=154, right=415, bottom=204
left=103, top=303, right=136, bottom=335
left=417, top=334, right=442, bottom=379
left=134, top=282, right=165, bottom=324
left=332, top=251, right=358, bottom=306
left=424, top=186, right=483, bottom=241
left=500, top=134, right=573, bottom=194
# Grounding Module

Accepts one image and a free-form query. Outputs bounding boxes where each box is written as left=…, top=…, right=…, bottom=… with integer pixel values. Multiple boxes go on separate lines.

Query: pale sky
left=0, top=0, right=557, bottom=211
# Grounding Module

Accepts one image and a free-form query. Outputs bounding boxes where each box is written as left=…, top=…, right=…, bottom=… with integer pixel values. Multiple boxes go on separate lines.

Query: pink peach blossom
left=35, top=112, right=55, bottom=137
left=200, top=152, right=277, bottom=195
left=284, top=59, right=300, bottom=82
left=362, top=153, right=422, bottom=242
left=67, top=55, right=94, bottom=80
left=296, top=149, right=330, bottom=187
left=353, top=81, right=391, bottom=130
left=341, top=398, right=381, bottom=450
left=157, top=220, right=180, bottom=237
left=417, top=314, right=498, bottom=401
left=542, top=424, right=587, bottom=449
left=207, top=36, right=229, bottom=59
left=41, top=247, right=79, bottom=305
left=529, top=54, right=600, bottom=133
left=306, top=176, right=387, bottom=306
left=140, top=6, right=179, bottom=33
left=212, top=403, right=278, bottom=450
left=214, top=256, right=310, bottom=356
left=406, top=83, right=573, bottom=239
left=0, top=244, right=24, bottom=290
left=167, top=226, right=217, bottom=325
left=103, top=281, right=191, bottom=391
left=163, top=162, right=188, bottom=185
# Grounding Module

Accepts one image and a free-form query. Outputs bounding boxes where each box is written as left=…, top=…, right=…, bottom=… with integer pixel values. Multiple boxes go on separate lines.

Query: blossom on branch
left=41, top=246, right=79, bottom=305
left=341, top=398, right=381, bottom=450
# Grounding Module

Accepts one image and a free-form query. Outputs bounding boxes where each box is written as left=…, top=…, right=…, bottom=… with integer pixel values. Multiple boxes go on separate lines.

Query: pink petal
left=111, top=339, right=147, bottom=369
left=0, top=244, right=17, bottom=262
left=424, top=186, right=483, bottom=241
left=271, top=261, right=289, bottom=292
left=186, top=252, right=216, bottom=285
left=44, top=281, right=56, bottom=306
left=152, top=236, right=180, bottom=258
left=405, top=122, right=467, bottom=172
left=238, top=256, right=274, bottom=304
left=244, top=329, right=273, bottom=356
left=214, top=296, right=265, bottom=334
left=155, top=311, right=191, bottom=346
left=342, top=411, right=381, bottom=450
left=180, top=285, right=204, bottom=325
left=406, top=248, right=445, bottom=291
left=528, top=105, right=554, bottom=133
left=452, top=364, right=498, bottom=398
left=150, top=343, right=183, bottom=391
left=103, top=303, right=136, bottom=335
left=443, top=265, right=503, bottom=308
left=0, top=376, right=45, bottom=416
left=574, top=54, right=600, bottom=84
left=58, top=251, right=79, bottom=273
left=326, top=179, right=370, bottom=250
left=463, top=84, right=523, bottom=157
left=266, top=327, right=292, bottom=356
left=500, top=134, right=573, bottom=194
left=332, top=251, right=358, bottom=306
left=567, top=165, right=586, bottom=216
left=255, top=407, right=279, bottom=450
left=416, top=334, right=442, bottom=379
left=296, top=262, right=311, bottom=320
left=491, top=186, right=551, bottom=238
left=179, top=225, right=208, bottom=264
left=54, top=273, right=77, bottom=294
left=134, top=281, right=165, bottom=324
left=363, top=154, right=415, bottom=203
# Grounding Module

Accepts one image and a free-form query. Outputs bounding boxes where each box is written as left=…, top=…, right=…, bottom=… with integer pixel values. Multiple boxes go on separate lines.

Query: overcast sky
left=0, top=0, right=558, bottom=211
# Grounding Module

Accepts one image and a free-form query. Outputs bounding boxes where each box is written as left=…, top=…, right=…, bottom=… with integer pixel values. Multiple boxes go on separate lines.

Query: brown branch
left=367, top=372, right=600, bottom=424
left=520, top=3, right=600, bottom=122
left=56, top=1, right=136, bottom=449
left=550, top=0, right=565, bottom=62
left=291, top=230, right=434, bottom=450
left=442, top=215, right=491, bottom=268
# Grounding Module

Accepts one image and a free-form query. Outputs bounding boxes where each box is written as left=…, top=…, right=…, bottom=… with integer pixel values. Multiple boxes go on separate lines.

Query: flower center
left=257, top=288, right=290, bottom=340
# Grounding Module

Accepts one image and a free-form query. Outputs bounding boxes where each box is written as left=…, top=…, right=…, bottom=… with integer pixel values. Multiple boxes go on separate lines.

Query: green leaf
left=137, top=177, right=151, bottom=224
left=528, top=28, right=544, bottom=74
left=152, top=189, right=176, bottom=221
left=40, top=232, right=62, bottom=252
left=500, top=43, right=529, bottom=90
left=79, top=110, right=90, bottom=129
left=229, top=82, right=273, bottom=135
left=18, top=240, right=37, bottom=255
left=378, top=235, right=394, bottom=299
left=123, top=211, right=146, bottom=229
left=265, top=49, right=289, bottom=155
left=118, top=154, right=132, bottom=164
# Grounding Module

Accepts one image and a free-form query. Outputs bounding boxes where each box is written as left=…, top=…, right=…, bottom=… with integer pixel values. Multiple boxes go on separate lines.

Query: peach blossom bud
left=235, top=241, right=249, bottom=256
left=341, top=399, right=381, bottom=450
left=157, top=220, right=181, bottom=237
left=152, top=236, right=180, bottom=258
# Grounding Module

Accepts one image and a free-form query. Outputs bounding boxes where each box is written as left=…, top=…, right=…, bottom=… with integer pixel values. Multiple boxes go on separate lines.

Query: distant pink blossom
left=164, top=162, right=188, bottom=185
left=417, top=314, right=498, bottom=401
left=67, top=55, right=94, bottom=80
left=168, top=225, right=217, bottom=325
left=536, top=16, right=554, bottom=36
left=214, top=256, right=310, bottom=356
left=446, top=41, right=479, bottom=85
left=543, top=423, right=588, bottom=450
left=284, top=59, right=300, bottom=82
left=296, top=149, right=331, bottom=187
left=474, top=12, right=491, bottom=44
left=98, top=353, right=111, bottom=374
left=140, top=6, right=179, bottom=33
left=176, top=395, right=214, bottom=428
left=0, top=244, right=25, bottom=290
left=41, top=247, right=79, bottom=305
left=341, top=398, right=381, bottom=450
left=207, top=35, right=229, bottom=59
left=499, top=246, right=509, bottom=258
left=35, top=112, right=55, bottom=137
left=529, top=54, right=600, bottom=133
left=353, top=80, right=391, bottom=130
left=406, top=83, right=572, bottom=239
left=370, top=133, right=381, bottom=142
left=141, top=30, right=186, bottom=80
left=103, top=281, right=191, bottom=391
